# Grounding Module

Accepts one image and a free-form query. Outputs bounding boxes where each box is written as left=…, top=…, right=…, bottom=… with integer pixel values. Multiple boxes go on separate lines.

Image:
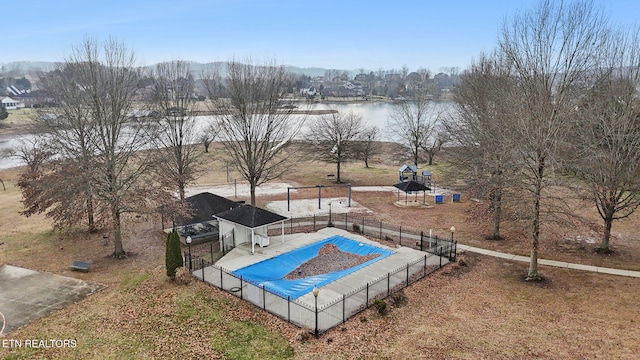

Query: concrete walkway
left=457, top=244, right=640, bottom=278
left=0, top=265, right=103, bottom=337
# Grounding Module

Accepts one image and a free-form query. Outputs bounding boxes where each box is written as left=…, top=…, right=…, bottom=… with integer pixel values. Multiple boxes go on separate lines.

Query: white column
left=251, top=228, right=255, bottom=254
left=281, top=221, right=285, bottom=244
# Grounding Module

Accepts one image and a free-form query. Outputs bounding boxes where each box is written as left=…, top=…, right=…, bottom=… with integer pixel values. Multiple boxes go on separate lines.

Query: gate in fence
left=221, top=229, right=235, bottom=255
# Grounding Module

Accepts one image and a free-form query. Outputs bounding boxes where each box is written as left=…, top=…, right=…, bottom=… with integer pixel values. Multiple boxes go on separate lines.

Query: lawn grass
left=2, top=263, right=294, bottom=359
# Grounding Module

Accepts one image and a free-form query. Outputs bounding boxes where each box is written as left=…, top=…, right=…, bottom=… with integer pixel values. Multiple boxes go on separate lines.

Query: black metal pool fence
left=189, top=214, right=457, bottom=335
left=268, top=213, right=458, bottom=259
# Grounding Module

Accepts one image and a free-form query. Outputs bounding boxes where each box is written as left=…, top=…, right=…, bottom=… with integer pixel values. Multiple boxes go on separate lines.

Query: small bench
left=70, top=260, right=90, bottom=272
left=326, top=174, right=336, bottom=180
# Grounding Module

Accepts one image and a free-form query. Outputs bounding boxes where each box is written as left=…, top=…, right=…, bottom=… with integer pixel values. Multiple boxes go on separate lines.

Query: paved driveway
left=0, top=265, right=102, bottom=337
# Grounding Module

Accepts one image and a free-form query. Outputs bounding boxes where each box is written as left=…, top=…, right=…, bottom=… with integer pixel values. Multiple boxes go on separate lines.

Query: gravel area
left=266, top=197, right=372, bottom=217
left=284, top=244, right=380, bottom=280
left=185, top=182, right=296, bottom=198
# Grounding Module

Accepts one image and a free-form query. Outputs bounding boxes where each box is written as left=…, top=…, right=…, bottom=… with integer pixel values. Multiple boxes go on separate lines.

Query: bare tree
left=24, top=61, right=101, bottom=231
left=440, top=66, right=461, bottom=86
left=80, top=38, right=179, bottom=258
left=354, top=125, right=380, bottom=168
left=448, top=53, right=520, bottom=240
left=499, top=0, right=608, bottom=280
left=421, top=122, right=449, bottom=165
left=204, top=59, right=304, bottom=205
left=572, top=29, right=640, bottom=253
left=324, top=69, right=341, bottom=82
left=307, top=110, right=363, bottom=182
left=150, top=60, right=203, bottom=201
left=1, top=137, right=14, bottom=190
left=198, top=121, right=220, bottom=153
left=401, top=65, right=409, bottom=80
left=386, top=89, right=441, bottom=166
left=20, top=37, right=175, bottom=257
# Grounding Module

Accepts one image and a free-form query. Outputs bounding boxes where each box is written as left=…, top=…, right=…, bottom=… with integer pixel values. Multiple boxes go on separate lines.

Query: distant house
left=13, top=90, right=50, bottom=108
left=1, top=96, right=25, bottom=110
left=6, top=85, right=27, bottom=96
left=406, top=72, right=424, bottom=84
left=301, top=86, right=317, bottom=96
left=354, top=73, right=368, bottom=82
left=385, top=73, right=402, bottom=82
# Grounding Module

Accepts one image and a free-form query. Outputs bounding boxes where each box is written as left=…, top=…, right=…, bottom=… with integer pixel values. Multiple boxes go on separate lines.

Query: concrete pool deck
left=209, top=228, right=446, bottom=308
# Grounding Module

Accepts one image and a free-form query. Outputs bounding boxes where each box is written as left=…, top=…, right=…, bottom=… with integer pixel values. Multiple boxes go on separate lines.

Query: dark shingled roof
left=215, top=205, right=287, bottom=229
left=185, top=192, right=241, bottom=223
left=393, top=180, right=430, bottom=192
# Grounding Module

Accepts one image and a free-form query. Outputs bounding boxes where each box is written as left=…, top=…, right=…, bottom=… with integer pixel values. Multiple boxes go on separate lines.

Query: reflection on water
left=309, top=101, right=453, bottom=140
left=0, top=101, right=454, bottom=170
left=0, top=134, right=35, bottom=170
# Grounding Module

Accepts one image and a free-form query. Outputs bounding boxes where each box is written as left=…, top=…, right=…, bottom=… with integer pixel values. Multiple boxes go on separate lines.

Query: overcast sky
left=4, top=0, right=639, bottom=72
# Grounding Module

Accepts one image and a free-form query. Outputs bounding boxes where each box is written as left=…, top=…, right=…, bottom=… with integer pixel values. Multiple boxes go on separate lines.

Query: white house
left=1, top=96, right=25, bottom=110
left=301, top=86, right=317, bottom=96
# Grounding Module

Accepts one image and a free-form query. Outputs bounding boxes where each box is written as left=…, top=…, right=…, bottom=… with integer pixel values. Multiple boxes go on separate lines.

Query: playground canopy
left=393, top=180, right=431, bottom=204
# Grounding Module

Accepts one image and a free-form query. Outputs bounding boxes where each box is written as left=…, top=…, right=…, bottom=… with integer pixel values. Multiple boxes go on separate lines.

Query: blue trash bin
left=435, top=194, right=444, bottom=204
left=452, top=193, right=461, bottom=202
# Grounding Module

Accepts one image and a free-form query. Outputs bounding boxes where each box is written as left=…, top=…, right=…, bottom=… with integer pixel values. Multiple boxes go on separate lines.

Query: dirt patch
left=284, top=243, right=380, bottom=280
left=267, top=196, right=373, bottom=217
left=439, top=251, right=478, bottom=278
left=295, top=253, right=640, bottom=359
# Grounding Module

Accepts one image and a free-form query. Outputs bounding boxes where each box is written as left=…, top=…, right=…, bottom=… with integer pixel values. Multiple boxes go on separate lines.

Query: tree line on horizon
left=1, top=59, right=461, bottom=105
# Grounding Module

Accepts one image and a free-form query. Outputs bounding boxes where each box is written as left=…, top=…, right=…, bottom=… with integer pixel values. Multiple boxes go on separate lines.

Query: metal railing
left=192, top=250, right=449, bottom=335
left=267, top=213, right=457, bottom=261
left=188, top=214, right=457, bottom=335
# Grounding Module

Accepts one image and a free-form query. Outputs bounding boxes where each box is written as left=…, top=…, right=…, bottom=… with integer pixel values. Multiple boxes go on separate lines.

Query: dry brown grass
left=2, top=145, right=640, bottom=359
left=295, top=252, right=640, bottom=359
left=0, top=108, right=37, bottom=136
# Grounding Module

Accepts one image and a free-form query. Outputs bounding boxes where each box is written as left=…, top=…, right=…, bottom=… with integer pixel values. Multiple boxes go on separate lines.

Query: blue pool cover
left=232, top=235, right=393, bottom=299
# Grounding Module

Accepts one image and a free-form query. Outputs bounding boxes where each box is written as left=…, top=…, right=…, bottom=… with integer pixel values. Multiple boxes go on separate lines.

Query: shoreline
left=0, top=123, right=31, bottom=137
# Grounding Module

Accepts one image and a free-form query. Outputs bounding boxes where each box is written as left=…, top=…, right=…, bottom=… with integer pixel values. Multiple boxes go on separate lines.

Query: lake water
left=0, top=101, right=454, bottom=170
left=0, top=134, right=34, bottom=169
left=308, top=101, right=452, bottom=140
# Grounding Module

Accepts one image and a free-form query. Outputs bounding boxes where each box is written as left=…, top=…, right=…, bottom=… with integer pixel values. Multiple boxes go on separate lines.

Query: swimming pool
left=232, top=235, right=393, bottom=299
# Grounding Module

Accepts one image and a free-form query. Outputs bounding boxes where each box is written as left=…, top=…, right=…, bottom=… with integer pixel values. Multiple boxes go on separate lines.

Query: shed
left=176, top=192, right=242, bottom=244
left=214, top=205, right=288, bottom=254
